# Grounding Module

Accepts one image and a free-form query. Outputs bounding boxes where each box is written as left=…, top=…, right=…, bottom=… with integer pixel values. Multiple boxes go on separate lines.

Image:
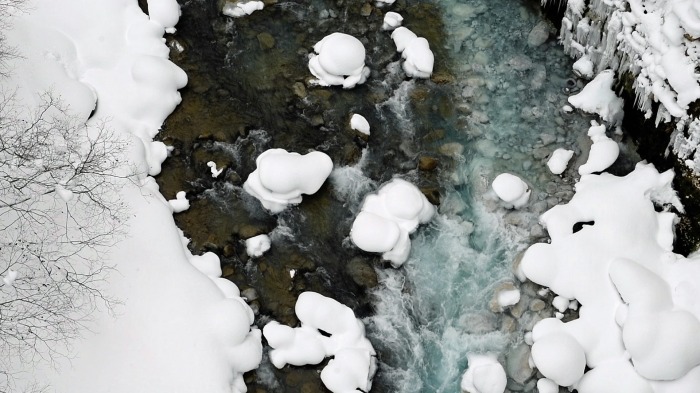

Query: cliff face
left=540, top=0, right=700, bottom=254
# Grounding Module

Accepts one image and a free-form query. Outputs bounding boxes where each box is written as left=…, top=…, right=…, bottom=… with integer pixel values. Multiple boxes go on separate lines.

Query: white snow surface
left=491, top=173, right=530, bottom=209
left=3, top=0, right=262, bottom=391
left=222, top=1, right=264, bottom=18
left=460, top=353, right=507, bottom=393
left=308, top=33, right=370, bottom=89
left=547, top=148, right=574, bottom=175
left=497, top=289, right=521, bottom=309
left=520, top=161, right=700, bottom=392
left=168, top=190, right=190, bottom=213
left=245, top=234, right=271, bottom=258
left=578, top=122, right=619, bottom=175
left=390, top=27, right=434, bottom=78
left=263, top=292, right=377, bottom=393
left=243, top=148, right=334, bottom=213
left=350, top=113, right=371, bottom=135
left=382, top=11, right=403, bottom=31
left=207, top=161, right=224, bottom=178
left=568, top=70, right=624, bottom=127
left=350, top=178, right=435, bottom=267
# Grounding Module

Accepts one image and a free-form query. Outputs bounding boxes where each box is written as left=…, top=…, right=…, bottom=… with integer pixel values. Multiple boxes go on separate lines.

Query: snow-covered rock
left=350, top=113, right=370, bottom=135
left=460, top=353, right=507, bottom=393
left=263, top=292, right=376, bottom=393
left=390, top=27, right=434, bottom=79
left=547, top=148, right=574, bottom=175
left=243, top=149, right=333, bottom=213
left=382, top=12, right=403, bottom=31
left=578, top=122, right=619, bottom=175
left=168, top=190, right=190, bottom=213
left=245, top=234, right=271, bottom=258
left=568, top=70, right=624, bottom=127
left=207, top=161, right=224, bottom=178
left=491, top=173, right=530, bottom=209
left=350, top=178, right=435, bottom=267
left=222, top=1, right=264, bottom=18
left=308, top=33, right=370, bottom=89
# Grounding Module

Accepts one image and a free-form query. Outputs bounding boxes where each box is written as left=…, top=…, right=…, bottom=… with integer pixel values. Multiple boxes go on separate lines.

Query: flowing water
left=158, top=0, right=638, bottom=391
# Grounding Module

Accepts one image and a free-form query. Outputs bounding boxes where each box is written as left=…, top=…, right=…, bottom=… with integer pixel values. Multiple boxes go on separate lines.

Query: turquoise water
left=364, top=0, right=595, bottom=391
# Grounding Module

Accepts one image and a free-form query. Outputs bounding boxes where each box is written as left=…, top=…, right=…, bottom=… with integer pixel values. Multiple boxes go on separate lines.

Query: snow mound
left=572, top=55, right=594, bottom=79
left=243, top=149, right=333, bottom=213
left=578, top=122, right=619, bottom=175
left=460, top=353, right=507, bottom=393
left=263, top=292, right=376, bottom=393
left=168, top=190, right=190, bottom=213
left=547, top=148, right=574, bottom=175
left=350, top=113, right=370, bottom=135
left=350, top=178, right=435, bottom=267
left=519, top=161, right=700, bottom=392
left=148, top=0, right=181, bottom=33
left=308, top=33, right=370, bottom=89
left=390, top=27, right=434, bottom=78
left=568, top=70, right=624, bottom=127
left=222, top=1, right=264, bottom=18
left=245, top=234, right=271, bottom=258
left=491, top=173, right=530, bottom=209
left=382, top=12, right=403, bottom=31
left=207, top=161, right=224, bottom=178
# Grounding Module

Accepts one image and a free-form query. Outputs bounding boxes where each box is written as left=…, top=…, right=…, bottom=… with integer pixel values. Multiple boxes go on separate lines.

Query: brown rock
left=421, top=187, right=441, bottom=205
left=360, top=3, right=372, bottom=16
left=257, top=32, right=276, bottom=49
left=347, top=258, right=378, bottom=288
left=418, top=156, right=438, bottom=171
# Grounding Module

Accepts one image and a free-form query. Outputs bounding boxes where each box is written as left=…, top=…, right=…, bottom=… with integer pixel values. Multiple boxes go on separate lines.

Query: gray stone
left=529, top=299, right=546, bottom=312
left=527, top=20, right=551, bottom=47
left=242, top=288, right=259, bottom=301
left=257, top=32, right=275, bottom=49
left=506, top=343, right=535, bottom=384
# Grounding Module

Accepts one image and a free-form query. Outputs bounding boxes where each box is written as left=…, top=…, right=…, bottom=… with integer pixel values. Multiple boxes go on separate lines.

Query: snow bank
left=491, top=173, right=530, bottom=209
left=547, top=148, right=574, bottom=175
left=460, top=353, right=507, bottom=393
left=382, top=12, right=403, bottom=31
left=519, top=161, right=700, bottom=392
left=245, top=234, right=271, bottom=258
left=578, top=122, right=619, bottom=175
left=568, top=70, right=624, bottom=127
left=222, top=1, right=264, bottom=18
left=148, top=0, right=181, bottom=33
left=350, top=178, right=435, bottom=267
left=308, top=33, right=370, bottom=89
left=350, top=113, right=370, bottom=135
left=263, top=292, right=376, bottom=393
left=390, top=27, right=434, bottom=78
left=243, top=149, right=333, bottom=213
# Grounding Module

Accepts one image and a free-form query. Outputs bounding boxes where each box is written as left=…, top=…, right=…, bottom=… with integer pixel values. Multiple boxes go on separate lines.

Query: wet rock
left=223, top=244, right=236, bottom=257
left=256, top=32, right=275, bottom=49
left=508, top=54, right=533, bottom=72
left=418, top=156, right=439, bottom=171
left=431, top=71, right=455, bottom=84
left=529, top=299, right=546, bottom=312
left=292, top=82, right=306, bottom=98
left=527, top=20, right=551, bottom=47
left=501, top=314, right=518, bottom=333
left=439, top=142, right=464, bottom=157
left=239, top=224, right=267, bottom=239
left=489, top=281, right=520, bottom=312
left=346, top=258, right=378, bottom=289
left=360, top=3, right=372, bottom=17
left=242, top=288, right=259, bottom=301
left=506, top=343, right=535, bottom=385
left=458, top=312, right=499, bottom=334
left=533, top=147, right=550, bottom=160
left=421, top=187, right=441, bottom=206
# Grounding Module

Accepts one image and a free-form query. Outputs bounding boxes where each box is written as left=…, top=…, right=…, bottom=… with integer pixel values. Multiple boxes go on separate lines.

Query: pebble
left=529, top=299, right=546, bottom=312
left=527, top=20, right=551, bottom=47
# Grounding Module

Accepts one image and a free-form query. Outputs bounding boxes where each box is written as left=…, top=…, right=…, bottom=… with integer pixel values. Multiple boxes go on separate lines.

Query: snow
left=350, top=113, right=370, bottom=135
left=245, top=234, right=271, bottom=258
left=263, top=292, right=376, bottom=393
left=497, top=289, right=520, bottom=309
left=382, top=11, right=403, bottom=31
left=547, top=148, right=574, bottom=175
left=308, top=33, right=370, bottom=89
left=572, top=55, right=594, bottom=79
left=168, top=190, right=190, bottom=213
left=578, top=122, right=619, bottom=175
left=460, top=353, right=507, bottom=393
left=2, top=0, right=262, bottom=391
left=2, top=270, right=18, bottom=287
left=243, top=148, right=334, bottom=213
left=491, top=173, right=530, bottom=208
left=536, top=378, right=559, bottom=393
left=519, top=159, right=700, bottom=392
left=222, top=1, right=264, bottom=18
left=390, top=27, right=434, bottom=78
left=350, top=178, right=435, bottom=267
left=568, top=70, right=624, bottom=127
left=207, top=161, right=224, bottom=178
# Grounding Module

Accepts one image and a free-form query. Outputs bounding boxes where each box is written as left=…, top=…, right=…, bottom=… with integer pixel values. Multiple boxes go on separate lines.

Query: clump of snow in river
left=460, top=353, right=507, bottom=393
left=350, top=178, right=435, bottom=267
left=382, top=12, right=403, bottom=31
left=308, top=33, right=370, bottom=89
left=243, top=148, right=333, bottom=213
left=168, top=190, right=190, bottom=213
left=491, top=173, right=530, bottom=209
left=578, top=121, right=619, bottom=175
left=246, top=234, right=271, bottom=258
left=519, top=160, right=700, bottom=392
left=567, top=70, right=624, bottom=127
left=350, top=113, right=370, bottom=135
left=547, top=148, right=574, bottom=175
left=390, top=27, right=435, bottom=79
left=222, top=1, right=264, bottom=18
left=263, top=292, right=377, bottom=393
left=2, top=0, right=263, bottom=391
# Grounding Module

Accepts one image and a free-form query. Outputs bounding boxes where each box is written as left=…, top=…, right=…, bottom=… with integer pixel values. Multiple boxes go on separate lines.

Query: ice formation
left=222, top=1, right=264, bottom=18
left=578, top=122, right=619, bottom=175
left=245, top=234, right=271, bottom=258
left=350, top=178, right=435, bottom=267
left=382, top=12, right=403, bottom=31
left=168, top=191, right=190, bottom=213
left=547, top=148, right=574, bottom=175
left=491, top=173, right=530, bottom=209
left=263, top=292, right=376, bottom=393
left=390, top=27, right=434, bottom=78
left=243, top=149, right=333, bottom=213
left=308, top=33, right=370, bottom=89
left=519, top=161, right=700, bottom=392
left=567, top=70, right=624, bottom=127
left=549, top=0, right=700, bottom=171
left=460, top=353, right=507, bottom=393
left=350, top=113, right=370, bottom=135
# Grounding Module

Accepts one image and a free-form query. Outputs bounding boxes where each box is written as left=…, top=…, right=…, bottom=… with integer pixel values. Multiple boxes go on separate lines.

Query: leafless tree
left=0, top=91, right=131, bottom=391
